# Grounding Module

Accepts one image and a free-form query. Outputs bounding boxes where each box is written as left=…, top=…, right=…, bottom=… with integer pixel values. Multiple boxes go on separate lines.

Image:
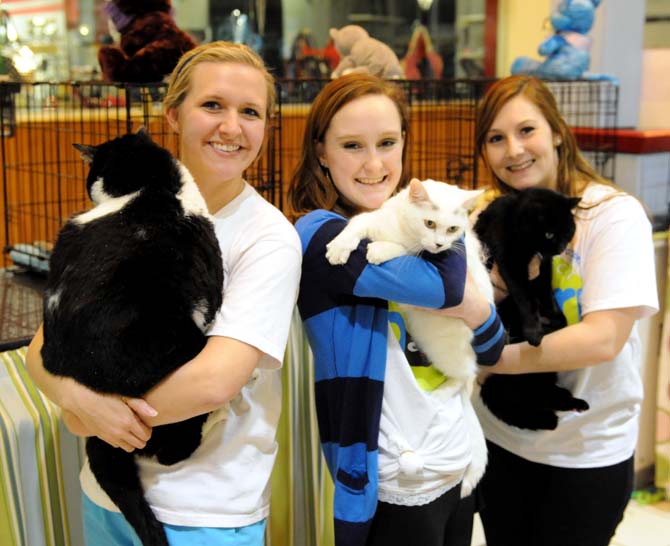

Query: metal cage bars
left=0, top=78, right=618, bottom=272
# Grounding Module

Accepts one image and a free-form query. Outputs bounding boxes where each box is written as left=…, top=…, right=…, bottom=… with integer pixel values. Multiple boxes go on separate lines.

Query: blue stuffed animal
left=511, top=0, right=616, bottom=82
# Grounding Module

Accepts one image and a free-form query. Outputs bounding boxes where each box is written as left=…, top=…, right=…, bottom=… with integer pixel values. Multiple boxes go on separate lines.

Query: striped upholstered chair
left=0, top=347, right=85, bottom=546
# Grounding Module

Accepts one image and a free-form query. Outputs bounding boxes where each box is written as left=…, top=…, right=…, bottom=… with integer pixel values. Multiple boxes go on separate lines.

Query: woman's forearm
left=139, top=335, right=262, bottom=427
left=26, top=324, right=152, bottom=451
left=489, top=307, right=640, bottom=374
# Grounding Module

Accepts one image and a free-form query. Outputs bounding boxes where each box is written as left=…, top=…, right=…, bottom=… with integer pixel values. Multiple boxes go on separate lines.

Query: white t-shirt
left=81, top=183, right=302, bottom=527
left=473, top=183, right=659, bottom=468
left=377, top=324, right=469, bottom=505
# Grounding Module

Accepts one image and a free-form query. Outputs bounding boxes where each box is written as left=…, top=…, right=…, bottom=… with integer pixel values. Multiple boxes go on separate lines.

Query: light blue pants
left=82, top=494, right=266, bottom=546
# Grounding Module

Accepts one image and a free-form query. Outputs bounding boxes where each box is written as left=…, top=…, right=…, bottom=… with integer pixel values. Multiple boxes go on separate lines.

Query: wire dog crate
left=0, top=78, right=619, bottom=349
left=1, top=78, right=618, bottom=273
left=546, top=79, right=619, bottom=181
left=277, top=78, right=618, bottom=192
left=278, top=78, right=491, bottom=193
left=0, top=81, right=281, bottom=271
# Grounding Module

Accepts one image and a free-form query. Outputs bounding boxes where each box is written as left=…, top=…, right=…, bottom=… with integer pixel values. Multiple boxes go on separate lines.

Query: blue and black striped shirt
left=295, top=209, right=504, bottom=546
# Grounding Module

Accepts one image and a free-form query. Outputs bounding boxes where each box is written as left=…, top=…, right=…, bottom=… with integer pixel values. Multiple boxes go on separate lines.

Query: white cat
left=326, top=177, right=494, bottom=497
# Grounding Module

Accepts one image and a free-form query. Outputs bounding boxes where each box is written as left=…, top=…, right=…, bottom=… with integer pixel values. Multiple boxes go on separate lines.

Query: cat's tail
left=460, top=385, right=487, bottom=498
left=87, top=437, right=169, bottom=546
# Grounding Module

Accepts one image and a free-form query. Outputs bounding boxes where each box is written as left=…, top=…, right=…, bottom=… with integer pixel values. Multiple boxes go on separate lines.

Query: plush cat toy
left=330, top=25, right=404, bottom=79
left=474, top=188, right=590, bottom=430
left=98, top=0, right=197, bottom=83
left=41, top=129, right=223, bottom=546
left=511, top=0, right=617, bottom=82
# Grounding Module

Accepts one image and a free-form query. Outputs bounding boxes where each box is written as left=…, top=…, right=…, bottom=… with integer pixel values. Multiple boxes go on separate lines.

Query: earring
left=554, top=137, right=562, bottom=146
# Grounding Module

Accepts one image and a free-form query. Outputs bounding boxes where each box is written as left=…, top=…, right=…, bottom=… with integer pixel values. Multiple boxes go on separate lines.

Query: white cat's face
left=401, top=179, right=482, bottom=254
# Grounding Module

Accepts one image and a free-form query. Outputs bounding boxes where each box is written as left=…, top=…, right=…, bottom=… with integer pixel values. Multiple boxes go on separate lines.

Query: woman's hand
left=65, top=380, right=156, bottom=452
left=61, top=409, right=91, bottom=437
left=489, top=263, right=509, bottom=303
left=489, top=255, right=542, bottom=303
left=26, top=326, right=156, bottom=452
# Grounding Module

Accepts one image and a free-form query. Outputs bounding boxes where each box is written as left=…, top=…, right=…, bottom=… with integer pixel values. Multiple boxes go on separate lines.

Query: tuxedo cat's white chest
left=74, top=178, right=140, bottom=225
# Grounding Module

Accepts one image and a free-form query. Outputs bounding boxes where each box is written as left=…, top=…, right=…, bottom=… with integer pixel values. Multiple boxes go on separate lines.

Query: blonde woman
left=26, top=41, right=301, bottom=545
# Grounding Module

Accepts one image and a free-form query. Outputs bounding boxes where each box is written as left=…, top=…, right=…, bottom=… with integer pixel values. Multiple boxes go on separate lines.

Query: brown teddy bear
left=98, top=0, right=197, bottom=83
left=330, top=25, right=404, bottom=79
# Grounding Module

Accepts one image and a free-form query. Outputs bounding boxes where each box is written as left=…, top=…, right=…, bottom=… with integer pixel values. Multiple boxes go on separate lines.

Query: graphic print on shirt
left=552, top=248, right=583, bottom=326
left=388, top=302, right=446, bottom=391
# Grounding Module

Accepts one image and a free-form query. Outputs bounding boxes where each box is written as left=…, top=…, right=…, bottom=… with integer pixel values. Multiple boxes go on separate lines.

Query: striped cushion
left=268, top=311, right=334, bottom=546
left=0, top=347, right=84, bottom=546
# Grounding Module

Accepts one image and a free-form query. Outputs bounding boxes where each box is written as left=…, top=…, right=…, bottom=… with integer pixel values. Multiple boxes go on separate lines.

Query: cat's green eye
left=447, top=226, right=460, bottom=234
left=545, top=232, right=554, bottom=239
left=424, top=219, right=436, bottom=229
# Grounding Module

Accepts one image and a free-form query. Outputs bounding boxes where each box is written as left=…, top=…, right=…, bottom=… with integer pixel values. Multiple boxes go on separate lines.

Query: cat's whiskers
left=391, top=252, right=422, bottom=273
left=451, top=239, right=467, bottom=259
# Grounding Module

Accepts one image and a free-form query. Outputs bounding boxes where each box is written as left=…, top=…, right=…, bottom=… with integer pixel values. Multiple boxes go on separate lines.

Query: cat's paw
left=325, top=235, right=359, bottom=265
left=201, top=405, right=231, bottom=437
left=365, top=241, right=407, bottom=264
left=562, top=396, right=589, bottom=413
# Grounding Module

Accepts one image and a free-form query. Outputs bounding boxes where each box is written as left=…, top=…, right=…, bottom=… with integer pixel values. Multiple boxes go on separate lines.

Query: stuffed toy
left=98, top=0, right=197, bottom=83
left=401, top=24, right=443, bottom=80
left=511, top=0, right=616, bottom=82
left=330, top=25, right=404, bottom=79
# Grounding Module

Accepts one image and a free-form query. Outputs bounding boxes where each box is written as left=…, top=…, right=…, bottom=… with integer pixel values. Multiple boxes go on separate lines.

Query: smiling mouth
left=355, top=175, right=387, bottom=185
left=211, top=142, right=241, bottom=153
left=507, top=159, right=534, bottom=172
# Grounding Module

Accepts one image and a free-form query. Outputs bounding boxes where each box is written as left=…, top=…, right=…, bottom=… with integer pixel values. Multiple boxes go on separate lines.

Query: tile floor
left=471, top=500, right=670, bottom=546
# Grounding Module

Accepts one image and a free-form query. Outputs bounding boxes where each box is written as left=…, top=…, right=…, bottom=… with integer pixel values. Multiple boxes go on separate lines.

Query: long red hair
left=287, top=74, right=410, bottom=221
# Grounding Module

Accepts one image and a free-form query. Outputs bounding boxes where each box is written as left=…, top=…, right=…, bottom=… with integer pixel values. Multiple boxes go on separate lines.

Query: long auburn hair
left=475, top=75, right=609, bottom=198
left=287, top=74, right=410, bottom=221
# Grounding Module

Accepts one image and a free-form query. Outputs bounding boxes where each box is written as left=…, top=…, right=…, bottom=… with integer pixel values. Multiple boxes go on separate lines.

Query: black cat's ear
left=72, top=143, right=96, bottom=164
left=568, top=197, right=581, bottom=210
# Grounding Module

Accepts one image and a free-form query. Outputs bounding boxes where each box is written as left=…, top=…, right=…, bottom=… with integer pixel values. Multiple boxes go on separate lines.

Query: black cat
left=474, top=187, right=589, bottom=430
left=41, top=130, right=223, bottom=546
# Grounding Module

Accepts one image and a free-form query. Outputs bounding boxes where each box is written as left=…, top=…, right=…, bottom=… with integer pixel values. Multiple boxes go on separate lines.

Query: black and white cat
left=474, top=187, right=589, bottom=430
left=41, top=129, right=223, bottom=546
left=326, top=178, right=493, bottom=496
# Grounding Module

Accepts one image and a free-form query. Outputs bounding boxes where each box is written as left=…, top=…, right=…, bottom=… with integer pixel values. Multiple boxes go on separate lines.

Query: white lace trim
left=378, top=482, right=456, bottom=507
